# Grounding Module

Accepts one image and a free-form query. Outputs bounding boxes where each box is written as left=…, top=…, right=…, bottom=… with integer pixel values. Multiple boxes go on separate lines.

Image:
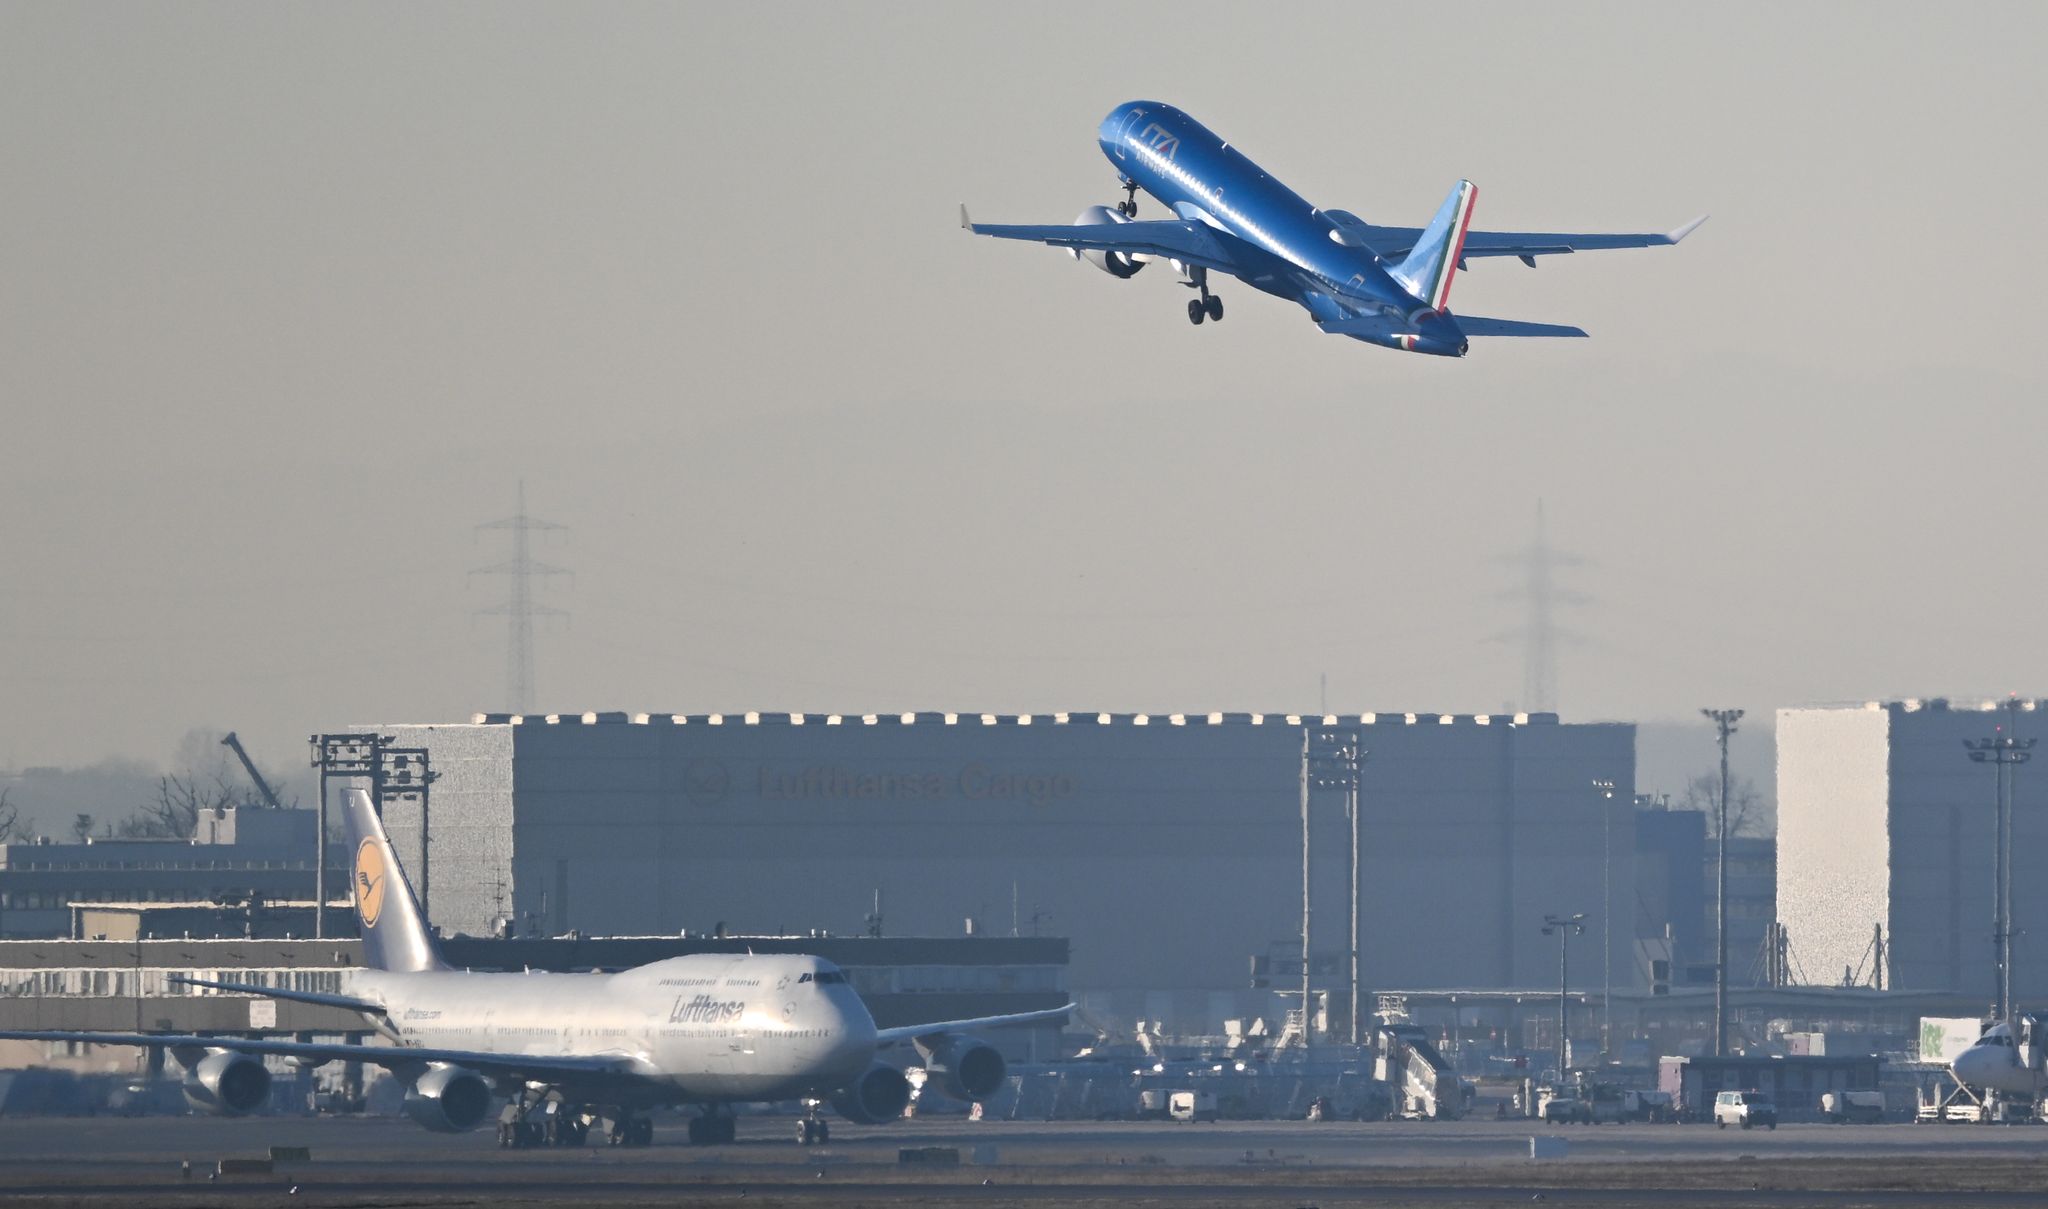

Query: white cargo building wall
left=1777, top=706, right=1890, bottom=991
left=1777, top=699, right=2047, bottom=1003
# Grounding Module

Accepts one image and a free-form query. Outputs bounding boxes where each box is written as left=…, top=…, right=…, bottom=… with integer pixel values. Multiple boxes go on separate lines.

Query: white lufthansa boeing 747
left=0, top=789, right=1069, bottom=1145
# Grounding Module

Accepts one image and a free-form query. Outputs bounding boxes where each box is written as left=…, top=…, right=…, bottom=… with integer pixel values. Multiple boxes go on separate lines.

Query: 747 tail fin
left=343, top=788, right=448, bottom=973
left=1389, top=180, right=1477, bottom=311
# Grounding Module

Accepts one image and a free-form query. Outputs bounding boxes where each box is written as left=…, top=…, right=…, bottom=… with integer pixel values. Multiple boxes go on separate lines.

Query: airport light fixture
left=1966, top=704, right=2034, bottom=1023
left=1592, top=779, right=1616, bottom=1058
left=1541, top=912, right=1586, bottom=1083
left=1305, top=728, right=1365, bottom=1047
left=1701, top=708, right=1743, bottom=1057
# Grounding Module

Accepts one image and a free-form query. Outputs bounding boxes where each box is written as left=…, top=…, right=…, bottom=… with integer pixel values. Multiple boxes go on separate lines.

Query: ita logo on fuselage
left=355, top=838, right=388, bottom=928
left=1136, top=123, right=1179, bottom=159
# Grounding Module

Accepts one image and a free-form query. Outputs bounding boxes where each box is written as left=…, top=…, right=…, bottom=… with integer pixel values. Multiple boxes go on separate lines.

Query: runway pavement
left=0, top=1113, right=2043, bottom=1207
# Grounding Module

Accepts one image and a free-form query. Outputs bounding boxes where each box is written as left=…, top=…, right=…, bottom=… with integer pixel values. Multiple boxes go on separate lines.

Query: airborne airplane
left=0, top=789, right=1069, bottom=1146
left=964, top=101, right=1705, bottom=356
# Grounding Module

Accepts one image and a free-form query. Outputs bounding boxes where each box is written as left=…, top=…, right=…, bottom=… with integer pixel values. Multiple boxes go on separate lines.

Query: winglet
left=959, top=204, right=972, bottom=231
left=1665, top=214, right=1709, bottom=243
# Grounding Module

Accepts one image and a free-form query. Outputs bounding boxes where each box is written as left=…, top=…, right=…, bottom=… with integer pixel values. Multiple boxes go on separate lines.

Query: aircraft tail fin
left=341, top=788, right=448, bottom=973
left=1390, top=180, right=1478, bottom=311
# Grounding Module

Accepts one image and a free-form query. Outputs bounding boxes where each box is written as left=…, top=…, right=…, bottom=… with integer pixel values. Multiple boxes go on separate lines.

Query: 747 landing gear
left=796, top=1100, right=831, bottom=1145
left=1117, top=177, right=1140, bottom=217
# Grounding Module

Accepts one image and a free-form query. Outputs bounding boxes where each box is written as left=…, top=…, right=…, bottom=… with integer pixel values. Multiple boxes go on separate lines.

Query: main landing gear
left=1183, top=266, right=1224, bottom=325
left=604, top=1113, right=657, bottom=1147
left=498, top=1091, right=592, bottom=1148
left=1116, top=176, right=1140, bottom=217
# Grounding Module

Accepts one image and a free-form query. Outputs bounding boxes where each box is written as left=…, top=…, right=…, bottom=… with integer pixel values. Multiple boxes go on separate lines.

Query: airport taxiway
left=1, top=1114, right=2044, bottom=1207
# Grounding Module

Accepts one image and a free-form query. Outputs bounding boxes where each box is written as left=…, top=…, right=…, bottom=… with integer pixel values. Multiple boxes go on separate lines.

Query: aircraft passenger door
left=1113, top=107, right=1148, bottom=162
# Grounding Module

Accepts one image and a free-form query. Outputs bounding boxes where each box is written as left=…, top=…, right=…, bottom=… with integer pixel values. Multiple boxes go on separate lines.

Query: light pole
left=1593, top=779, right=1616, bottom=1058
left=1702, top=708, right=1743, bottom=1057
left=1967, top=705, right=2033, bottom=1023
left=1542, top=912, right=1586, bottom=1083
left=1304, top=727, right=1365, bottom=1047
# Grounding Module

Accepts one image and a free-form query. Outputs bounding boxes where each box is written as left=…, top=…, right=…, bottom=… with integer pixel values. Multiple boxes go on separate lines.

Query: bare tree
left=121, top=771, right=242, bottom=839
left=71, top=812, right=95, bottom=843
left=1681, top=770, right=1768, bottom=838
left=0, top=788, right=22, bottom=843
left=119, top=728, right=290, bottom=839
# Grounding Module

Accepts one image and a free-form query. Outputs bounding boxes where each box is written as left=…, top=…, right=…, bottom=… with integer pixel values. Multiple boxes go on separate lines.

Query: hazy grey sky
left=3, top=3, right=2044, bottom=775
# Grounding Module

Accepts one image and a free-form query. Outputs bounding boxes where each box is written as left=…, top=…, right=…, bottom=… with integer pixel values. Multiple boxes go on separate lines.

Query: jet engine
left=182, top=1049, right=272, bottom=1116
left=401, top=1062, right=494, bottom=1133
left=1068, top=205, right=1145, bottom=278
left=828, top=1062, right=912, bottom=1124
left=915, top=1034, right=1006, bottom=1102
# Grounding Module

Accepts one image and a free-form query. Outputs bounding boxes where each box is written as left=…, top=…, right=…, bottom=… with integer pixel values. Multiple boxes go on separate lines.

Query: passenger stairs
left=1375, top=1025, right=1464, bottom=1120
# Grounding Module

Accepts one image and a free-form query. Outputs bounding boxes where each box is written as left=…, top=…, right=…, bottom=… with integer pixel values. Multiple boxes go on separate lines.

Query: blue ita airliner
left=0, top=789, right=1068, bottom=1147
left=965, top=101, right=1704, bottom=356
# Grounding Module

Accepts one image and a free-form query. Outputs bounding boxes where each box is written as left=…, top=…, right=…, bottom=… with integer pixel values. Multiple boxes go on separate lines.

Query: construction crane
left=218, top=732, right=283, bottom=809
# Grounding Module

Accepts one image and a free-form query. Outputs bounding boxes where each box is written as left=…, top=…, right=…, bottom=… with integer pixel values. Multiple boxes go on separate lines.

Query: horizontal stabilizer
left=169, top=976, right=385, bottom=1016
left=1455, top=316, right=1589, bottom=338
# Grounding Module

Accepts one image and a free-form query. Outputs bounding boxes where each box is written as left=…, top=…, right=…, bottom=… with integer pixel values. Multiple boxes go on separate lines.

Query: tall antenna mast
left=1497, top=500, right=1585, bottom=713
left=473, top=481, right=568, bottom=714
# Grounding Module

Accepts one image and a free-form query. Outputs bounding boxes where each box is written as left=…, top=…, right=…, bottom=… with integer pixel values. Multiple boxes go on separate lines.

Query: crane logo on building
left=354, top=838, right=388, bottom=928
left=683, top=759, right=731, bottom=806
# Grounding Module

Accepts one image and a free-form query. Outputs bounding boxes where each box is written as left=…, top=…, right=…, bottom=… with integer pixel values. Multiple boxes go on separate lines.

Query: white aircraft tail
left=342, top=788, right=448, bottom=973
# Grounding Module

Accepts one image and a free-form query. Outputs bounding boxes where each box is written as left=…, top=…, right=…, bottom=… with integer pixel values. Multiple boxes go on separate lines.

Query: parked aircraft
left=965, top=101, right=1704, bottom=356
left=0, top=788, right=1068, bottom=1146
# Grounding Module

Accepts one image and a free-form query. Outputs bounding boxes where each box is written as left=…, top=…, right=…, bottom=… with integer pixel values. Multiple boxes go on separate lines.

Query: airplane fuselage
left=1096, top=101, right=1467, bottom=355
left=358, top=954, right=875, bottom=1106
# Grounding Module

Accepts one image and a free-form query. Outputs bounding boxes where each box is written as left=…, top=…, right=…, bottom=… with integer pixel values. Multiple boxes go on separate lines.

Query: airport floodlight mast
left=1593, top=779, right=1616, bottom=1057
left=1541, top=912, right=1585, bottom=1083
left=308, top=735, right=438, bottom=939
left=473, top=481, right=568, bottom=715
left=1701, top=708, right=1743, bottom=1057
left=1966, top=700, right=2033, bottom=1023
left=1305, top=727, right=1365, bottom=1044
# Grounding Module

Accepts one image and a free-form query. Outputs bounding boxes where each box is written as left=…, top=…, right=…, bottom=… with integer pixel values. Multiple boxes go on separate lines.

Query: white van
left=1169, top=1090, right=1219, bottom=1122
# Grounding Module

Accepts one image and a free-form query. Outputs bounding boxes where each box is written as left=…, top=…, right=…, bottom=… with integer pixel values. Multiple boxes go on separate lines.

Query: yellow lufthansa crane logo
left=354, top=838, right=388, bottom=929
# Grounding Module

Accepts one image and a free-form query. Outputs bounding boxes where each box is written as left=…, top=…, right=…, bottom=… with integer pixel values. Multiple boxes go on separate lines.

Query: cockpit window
left=814, top=971, right=847, bottom=985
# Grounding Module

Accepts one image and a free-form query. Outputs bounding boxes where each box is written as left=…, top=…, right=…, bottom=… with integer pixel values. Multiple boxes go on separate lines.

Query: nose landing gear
left=1116, top=177, right=1140, bottom=217
left=796, top=1099, right=832, bottom=1145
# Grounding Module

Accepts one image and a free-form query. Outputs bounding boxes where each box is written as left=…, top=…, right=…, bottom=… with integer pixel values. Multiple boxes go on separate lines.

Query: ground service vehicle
left=1169, top=1090, right=1219, bottom=1122
left=1715, top=1090, right=1778, bottom=1129
left=1822, top=1090, right=1885, bottom=1123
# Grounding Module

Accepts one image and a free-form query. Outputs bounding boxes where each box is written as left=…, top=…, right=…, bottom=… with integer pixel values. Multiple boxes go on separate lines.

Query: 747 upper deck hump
left=964, top=101, right=1704, bottom=357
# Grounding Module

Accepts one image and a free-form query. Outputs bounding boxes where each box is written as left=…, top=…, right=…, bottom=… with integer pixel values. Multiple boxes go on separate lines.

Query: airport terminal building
left=1779, top=698, right=2046, bottom=1003
left=360, top=710, right=1638, bottom=1034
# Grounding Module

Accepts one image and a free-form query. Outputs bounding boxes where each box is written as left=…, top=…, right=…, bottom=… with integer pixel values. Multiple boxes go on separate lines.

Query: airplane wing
left=0, top=1028, right=646, bottom=1083
left=961, top=206, right=1247, bottom=274
left=1356, top=215, right=1707, bottom=265
left=873, top=1003, right=1073, bottom=1046
left=168, top=976, right=387, bottom=1016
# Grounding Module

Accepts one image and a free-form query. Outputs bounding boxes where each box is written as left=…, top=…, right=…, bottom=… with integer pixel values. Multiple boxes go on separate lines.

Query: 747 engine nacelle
left=401, top=1062, right=494, bottom=1133
left=914, top=1034, right=1006, bottom=1103
left=182, top=1049, right=272, bottom=1116
left=1068, top=205, right=1145, bottom=278
left=828, top=1062, right=912, bottom=1124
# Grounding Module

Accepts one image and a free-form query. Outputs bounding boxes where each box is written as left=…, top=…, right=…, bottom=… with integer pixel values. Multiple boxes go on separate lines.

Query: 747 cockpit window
left=798, top=971, right=847, bottom=985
